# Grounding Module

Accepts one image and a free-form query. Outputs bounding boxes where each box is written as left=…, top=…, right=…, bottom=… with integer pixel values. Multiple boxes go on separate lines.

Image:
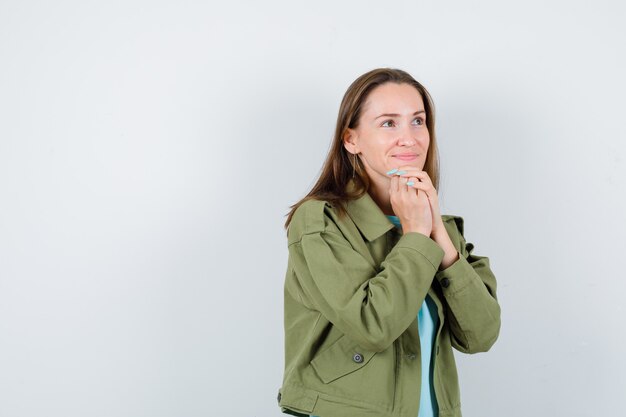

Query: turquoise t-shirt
left=311, top=215, right=439, bottom=417
left=387, top=214, right=439, bottom=417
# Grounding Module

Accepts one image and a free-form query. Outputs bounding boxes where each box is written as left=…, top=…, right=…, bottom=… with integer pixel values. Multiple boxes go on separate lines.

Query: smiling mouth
left=393, top=154, right=418, bottom=160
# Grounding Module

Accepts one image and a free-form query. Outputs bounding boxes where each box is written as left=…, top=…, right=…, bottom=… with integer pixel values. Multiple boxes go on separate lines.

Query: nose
left=397, top=123, right=417, bottom=145
left=398, top=135, right=416, bottom=146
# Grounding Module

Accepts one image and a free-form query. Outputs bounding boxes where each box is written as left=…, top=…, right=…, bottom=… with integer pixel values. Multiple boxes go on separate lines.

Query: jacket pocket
left=310, top=334, right=377, bottom=383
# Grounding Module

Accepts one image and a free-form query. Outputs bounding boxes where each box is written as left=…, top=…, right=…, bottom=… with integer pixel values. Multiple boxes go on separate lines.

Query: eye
left=381, top=119, right=395, bottom=127
left=413, top=117, right=425, bottom=125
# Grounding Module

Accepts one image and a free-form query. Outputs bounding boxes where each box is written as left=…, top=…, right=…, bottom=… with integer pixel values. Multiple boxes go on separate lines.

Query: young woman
left=277, top=68, right=501, bottom=417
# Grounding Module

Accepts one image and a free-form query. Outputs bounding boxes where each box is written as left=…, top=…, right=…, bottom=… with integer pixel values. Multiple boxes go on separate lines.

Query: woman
left=277, top=68, right=501, bottom=417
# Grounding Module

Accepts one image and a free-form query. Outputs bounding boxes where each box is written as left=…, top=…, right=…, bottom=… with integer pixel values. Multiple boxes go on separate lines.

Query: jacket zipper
left=431, top=289, right=444, bottom=407
left=392, top=338, right=400, bottom=410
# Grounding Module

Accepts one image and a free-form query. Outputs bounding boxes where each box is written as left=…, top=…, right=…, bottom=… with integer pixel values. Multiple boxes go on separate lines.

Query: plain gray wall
left=1, top=1, right=625, bottom=416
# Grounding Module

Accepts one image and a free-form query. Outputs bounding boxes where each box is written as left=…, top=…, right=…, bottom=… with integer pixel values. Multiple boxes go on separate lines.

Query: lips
left=393, top=154, right=418, bottom=161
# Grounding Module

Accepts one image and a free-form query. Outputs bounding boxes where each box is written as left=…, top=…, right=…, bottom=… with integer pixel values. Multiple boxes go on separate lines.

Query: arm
left=287, top=229, right=445, bottom=353
left=434, top=218, right=501, bottom=353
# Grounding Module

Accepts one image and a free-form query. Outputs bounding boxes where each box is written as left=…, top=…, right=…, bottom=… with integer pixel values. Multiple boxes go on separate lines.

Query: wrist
left=439, top=250, right=460, bottom=270
left=431, top=218, right=446, bottom=237
left=402, top=228, right=430, bottom=237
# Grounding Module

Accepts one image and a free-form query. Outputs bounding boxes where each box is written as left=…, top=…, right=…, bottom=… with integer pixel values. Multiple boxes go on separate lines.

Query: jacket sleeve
left=288, top=229, right=445, bottom=353
left=435, top=217, right=501, bottom=354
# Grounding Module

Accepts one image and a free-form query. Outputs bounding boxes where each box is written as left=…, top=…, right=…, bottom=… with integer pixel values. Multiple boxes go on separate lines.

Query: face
left=343, top=82, right=430, bottom=183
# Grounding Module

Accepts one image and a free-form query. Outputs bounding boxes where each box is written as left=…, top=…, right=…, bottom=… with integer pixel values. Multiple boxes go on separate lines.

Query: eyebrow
left=375, top=110, right=425, bottom=119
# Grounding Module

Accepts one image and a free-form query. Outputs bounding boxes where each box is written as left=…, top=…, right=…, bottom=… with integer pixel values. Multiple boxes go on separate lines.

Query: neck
left=367, top=180, right=394, bottom=216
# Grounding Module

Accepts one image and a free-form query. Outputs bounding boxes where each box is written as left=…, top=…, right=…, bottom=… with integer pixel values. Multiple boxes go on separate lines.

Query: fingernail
left=386, top=168, right=398, bottom=175
left=406, top=181, right=414, bottom=186
left=396, top=170, right=406, bottom=175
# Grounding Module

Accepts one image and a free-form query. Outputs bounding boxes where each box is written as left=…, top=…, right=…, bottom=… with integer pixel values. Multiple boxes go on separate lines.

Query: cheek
left=361, top=146, right=390, bottom=167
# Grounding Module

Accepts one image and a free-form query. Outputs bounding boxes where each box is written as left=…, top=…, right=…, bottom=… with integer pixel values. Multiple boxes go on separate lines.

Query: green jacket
left=278, top=182, right=501, bottom=417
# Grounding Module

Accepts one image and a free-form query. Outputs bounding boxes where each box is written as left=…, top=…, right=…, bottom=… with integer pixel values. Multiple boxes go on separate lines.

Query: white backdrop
left=1, top=1, right=625, bottom=416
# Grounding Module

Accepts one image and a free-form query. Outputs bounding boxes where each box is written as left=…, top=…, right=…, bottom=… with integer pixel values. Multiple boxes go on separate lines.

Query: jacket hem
left=279, top=383, right=462, bottom=417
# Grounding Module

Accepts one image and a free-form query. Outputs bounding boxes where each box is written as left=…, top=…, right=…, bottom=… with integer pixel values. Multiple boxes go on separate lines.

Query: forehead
left=363, top=83, right=424, bottom=114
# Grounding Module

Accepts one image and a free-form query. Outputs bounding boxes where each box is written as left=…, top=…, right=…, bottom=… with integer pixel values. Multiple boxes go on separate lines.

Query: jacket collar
left=343, top=178, right=396, bottom=242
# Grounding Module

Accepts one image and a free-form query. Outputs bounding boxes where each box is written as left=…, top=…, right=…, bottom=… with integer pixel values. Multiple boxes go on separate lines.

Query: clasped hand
left=386, top=166, right=459, bottom=269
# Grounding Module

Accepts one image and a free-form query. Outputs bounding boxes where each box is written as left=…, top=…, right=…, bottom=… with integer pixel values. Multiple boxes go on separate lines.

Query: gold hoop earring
left=352, top=153, right=357, bottom=178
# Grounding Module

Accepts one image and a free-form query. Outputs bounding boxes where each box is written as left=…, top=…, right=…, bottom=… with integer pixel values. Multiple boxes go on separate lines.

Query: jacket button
left=406, top=353, right=416, bottom=360
left=441, top=277, right=450, bottom=288
left=353, top=353, right=364, bottom=363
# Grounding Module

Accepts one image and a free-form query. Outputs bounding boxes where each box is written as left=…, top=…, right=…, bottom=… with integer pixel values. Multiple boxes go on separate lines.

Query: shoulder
left=441, top=214, right=465, bottom=237
left=287, top=198, right=335, bottom=245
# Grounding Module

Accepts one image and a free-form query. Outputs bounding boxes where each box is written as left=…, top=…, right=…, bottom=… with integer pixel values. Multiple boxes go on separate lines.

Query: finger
left=404, top=176, right=418, bottom=199
left=407, top=180, right=429, bottom=191
left=398, top=175, right=410, bottom=193
left=404, top=176, right=434, bottom=192
left=397, top=166, right=424, bottom=175
left=416, top=185, right=427, bottom=202
left=411, top=182, right=435, bottom=200
left=396, top=169, right=432, bottom=184
left=389, top=174, right=399, bottom=195
left=405, top=176, right=417, bottom=191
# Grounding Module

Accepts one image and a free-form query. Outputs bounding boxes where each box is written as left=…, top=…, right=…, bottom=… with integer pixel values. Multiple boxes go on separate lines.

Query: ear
left=342, top=128, right=359, bottom=154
